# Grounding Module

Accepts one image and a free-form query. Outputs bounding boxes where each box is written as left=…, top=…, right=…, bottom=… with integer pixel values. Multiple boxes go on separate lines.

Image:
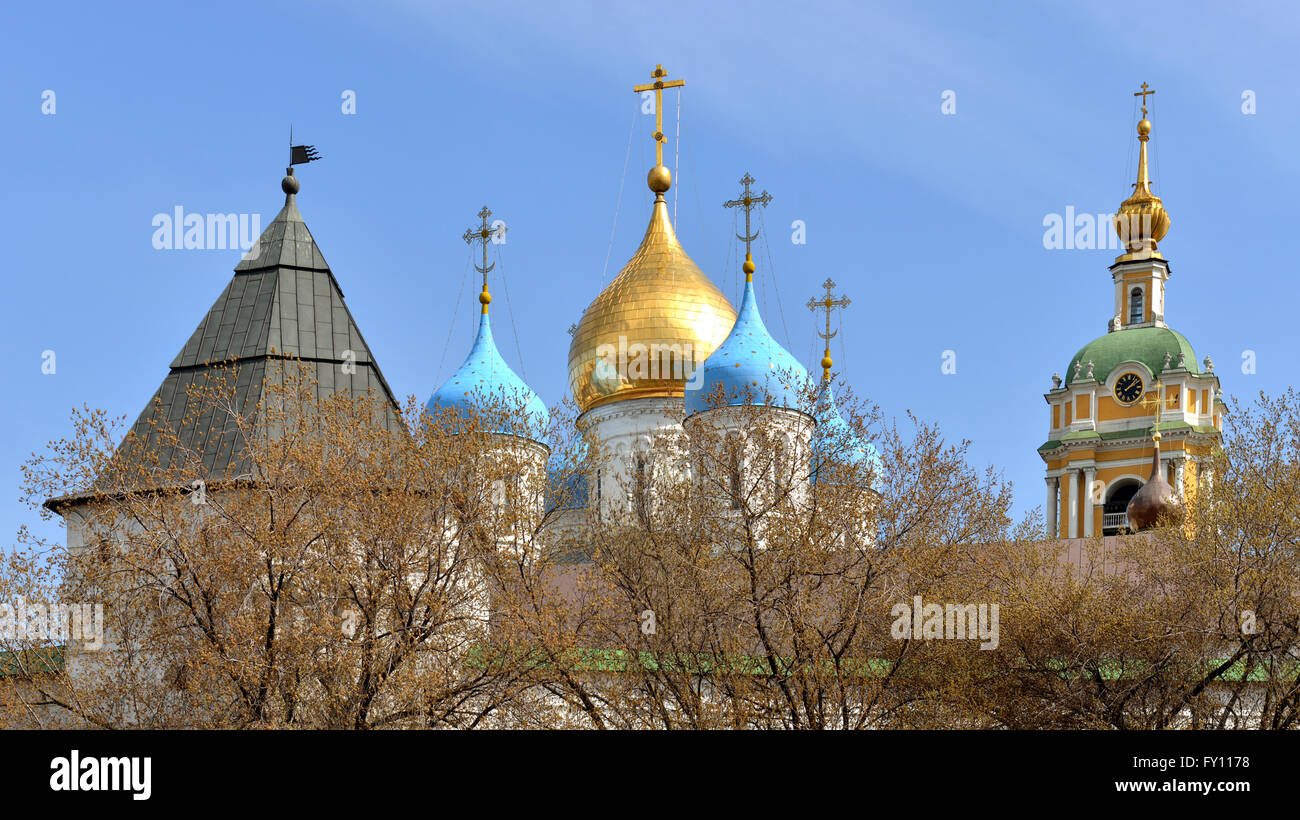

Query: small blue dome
left=426, top=312, right=549, bottom=441
left=544, top=452, right=589, bottom=512
left=685, top=279, right=809, bottom=415
left=812, top=383, right=881, bottom=483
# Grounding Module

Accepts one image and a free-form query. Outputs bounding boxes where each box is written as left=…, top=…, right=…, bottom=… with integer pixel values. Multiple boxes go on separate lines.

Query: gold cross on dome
left=633, top=64, right=685, bottom=169
left=462, top=206, right=503, bottom=290
left=1138, top=376, right=1165, bottom=438
left=806, top=278, right=850, bottom=382
left=1134, top=82, right=1155, bottom=118
left=1138, top=378, right=1162, bottom=414
left=723, top=173, right=772, bottom=279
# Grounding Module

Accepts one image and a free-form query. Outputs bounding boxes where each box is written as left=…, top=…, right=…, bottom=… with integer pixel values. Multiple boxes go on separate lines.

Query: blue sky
left=2, top=0, right=1296, bottom=544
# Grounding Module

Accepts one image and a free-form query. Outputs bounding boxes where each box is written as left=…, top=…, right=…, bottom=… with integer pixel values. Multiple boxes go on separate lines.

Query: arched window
left=1129, top=287, right=1144, bottom=325
left=771, top=439, right=789, bottom=497
left=634, top=454, right=652, bottom=523
left=726, top=434, right=744, bottom=510
left=729, top=454, right=743, bottom=510
left=1103, top=480, right=1141, bottom=535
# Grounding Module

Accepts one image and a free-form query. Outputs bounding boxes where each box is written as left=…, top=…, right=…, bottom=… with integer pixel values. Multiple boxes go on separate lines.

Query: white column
left=1082, top=466, right=1096, bottom=537
left=1067, top=470, right=1079, bottom=538
left=1174, top=458, right=1186, bottom=496
left=1045, top=476, right=1059, bottom=539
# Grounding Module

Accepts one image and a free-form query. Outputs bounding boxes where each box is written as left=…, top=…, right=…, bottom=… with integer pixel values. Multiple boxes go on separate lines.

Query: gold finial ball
left=1137, top=118, right=1152, bottom=136
left=1152, top=430, right=1162, bottom=443
left=281, top=174, right=300, bottom=195
left=743, top=257, right=756, bottom=275
left=647, top=164, right=672, bottom=193
left=479, top=289, right=491, bottom=306
left=821, top=355, right=834, bottom=371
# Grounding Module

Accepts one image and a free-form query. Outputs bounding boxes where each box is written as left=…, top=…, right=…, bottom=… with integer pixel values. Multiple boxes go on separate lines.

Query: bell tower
left=1038, top=85, right=1224, bottom=540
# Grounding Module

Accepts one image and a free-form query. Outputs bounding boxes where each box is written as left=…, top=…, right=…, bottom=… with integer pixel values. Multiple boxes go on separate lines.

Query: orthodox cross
left=1134, top=82, right=1155, bottom=118
left=722, top=173, right=772, bottom=281
left=1139, top=377, right=1164, bottom=413
left=633, top=65, right=685, bottom=168
left=463, top=206, right=503, bottom=312
left=463, top=206, right=503, bottom=283
left=1139, top=376, right=1165, bottom=440
left=806, top=278, right=851, bottom=382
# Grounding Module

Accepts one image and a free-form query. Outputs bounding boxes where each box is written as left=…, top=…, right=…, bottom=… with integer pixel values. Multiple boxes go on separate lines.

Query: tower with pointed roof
left=50, top=163, right=405, bottom=688
left=111, top=166, right=401, bottom=483
left=1038, top=87, right=1224, bottom=539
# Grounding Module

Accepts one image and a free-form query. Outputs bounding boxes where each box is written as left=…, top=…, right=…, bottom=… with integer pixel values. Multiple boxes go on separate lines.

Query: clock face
left=1114, top=372, right=1144, bottom=405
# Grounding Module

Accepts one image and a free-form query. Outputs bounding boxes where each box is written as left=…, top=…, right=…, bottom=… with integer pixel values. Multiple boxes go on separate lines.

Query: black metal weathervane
left=287, top=125, right=322, bottom=174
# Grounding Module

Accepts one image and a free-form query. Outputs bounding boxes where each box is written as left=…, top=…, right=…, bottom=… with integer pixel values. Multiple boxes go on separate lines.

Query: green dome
left=1065, top=326, right=1198, bottom=386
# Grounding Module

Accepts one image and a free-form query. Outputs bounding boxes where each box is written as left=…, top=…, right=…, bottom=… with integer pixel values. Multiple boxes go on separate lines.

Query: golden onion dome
left=1113, top=111, right=1171, bottom=256
left=567, top=191, right=736, bottom=414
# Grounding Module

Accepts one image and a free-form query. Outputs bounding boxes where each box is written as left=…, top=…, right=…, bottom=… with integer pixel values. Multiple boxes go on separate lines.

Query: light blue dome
left=426, top=312, right=549, bottom=441
left=812, top=383, right=881, bottom=483
left=685, top=279, right=809, bottom=415
left=544, top=452, right=588, bottom=512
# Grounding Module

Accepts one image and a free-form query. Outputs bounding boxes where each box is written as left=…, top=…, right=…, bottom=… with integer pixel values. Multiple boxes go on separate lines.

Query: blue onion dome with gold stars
left=812, top=382, right=880, bottom=478
left=805, top=277, right=879, bottom=484
left=428, top=205, right=548, bottom=442
left=426, top=300, right=549, bottom=441
left=685, top=273, right=810, bottom=415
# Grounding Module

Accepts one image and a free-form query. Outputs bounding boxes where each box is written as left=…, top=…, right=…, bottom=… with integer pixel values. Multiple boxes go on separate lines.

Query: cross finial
left=463, top=206, right=503, bottom=314
left=1134, top=82, right=1155, bottom=119
left=632, top=64, right=686, bottom=196
left=1138, top=375, right=1165, bottom=440
left=806, top=277, right=851, bottom=382
left=723, top=173, right=773, bottom=282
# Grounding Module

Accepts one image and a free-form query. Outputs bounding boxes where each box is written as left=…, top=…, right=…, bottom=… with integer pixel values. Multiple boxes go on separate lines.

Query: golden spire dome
left=567, top=66, right=736, bottom=414
left=1113, top=83, right=1171, bottom=258
left=567, top=195, right=736, bottom=413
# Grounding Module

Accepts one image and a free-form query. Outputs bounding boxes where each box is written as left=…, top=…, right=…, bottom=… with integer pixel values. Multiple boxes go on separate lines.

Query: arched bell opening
left=1102, top=479, right=1141, bottom=535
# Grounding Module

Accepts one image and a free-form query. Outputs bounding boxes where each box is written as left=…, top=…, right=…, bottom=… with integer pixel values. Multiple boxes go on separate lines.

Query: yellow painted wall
left=1048, top=443, right=1214, bottom=539
left=1098, top=393, right=1156, bottom=422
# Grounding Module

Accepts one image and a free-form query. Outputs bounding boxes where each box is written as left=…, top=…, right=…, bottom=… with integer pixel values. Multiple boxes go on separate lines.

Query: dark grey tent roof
left=110, top=175, right=401, bottom=484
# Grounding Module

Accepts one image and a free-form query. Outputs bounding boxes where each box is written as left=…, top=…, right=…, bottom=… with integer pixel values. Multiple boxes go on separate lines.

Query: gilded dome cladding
left=567, top=197, right=737, bottom=414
